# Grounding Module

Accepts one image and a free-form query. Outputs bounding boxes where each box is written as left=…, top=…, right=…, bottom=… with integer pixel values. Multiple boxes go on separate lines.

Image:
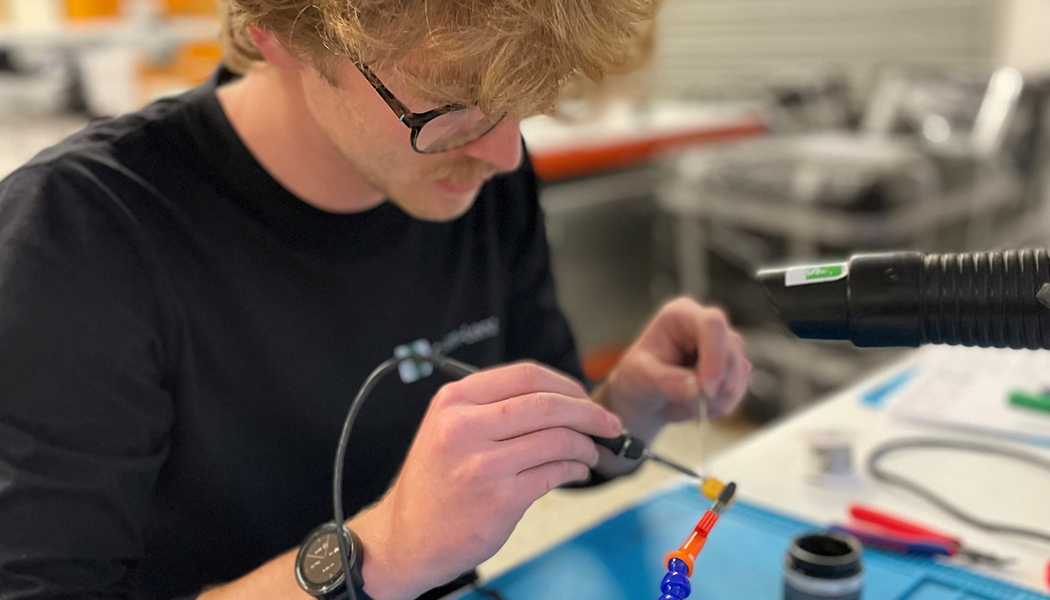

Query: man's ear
left=248, top=26, right=302, bottom=70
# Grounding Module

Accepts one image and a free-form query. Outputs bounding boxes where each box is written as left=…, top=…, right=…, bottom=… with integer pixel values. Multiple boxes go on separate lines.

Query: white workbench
left=708, top=353, right=1050, bottom=592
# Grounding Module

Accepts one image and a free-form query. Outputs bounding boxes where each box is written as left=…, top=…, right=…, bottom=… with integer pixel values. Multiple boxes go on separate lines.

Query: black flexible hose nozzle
left=756, top=249, right=1050, bottom=349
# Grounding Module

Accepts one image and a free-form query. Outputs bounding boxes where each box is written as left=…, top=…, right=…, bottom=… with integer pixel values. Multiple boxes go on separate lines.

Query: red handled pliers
left=829, top=504, right=1013, bottom=568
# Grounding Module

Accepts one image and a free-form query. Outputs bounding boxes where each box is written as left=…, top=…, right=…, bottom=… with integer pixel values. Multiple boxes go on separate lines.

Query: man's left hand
left=594, top=297, right=752, bottom=456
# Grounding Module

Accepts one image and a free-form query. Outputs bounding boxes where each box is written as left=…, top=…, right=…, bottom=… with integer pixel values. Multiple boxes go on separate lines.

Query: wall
left=652, top=0, right=998, bottom=100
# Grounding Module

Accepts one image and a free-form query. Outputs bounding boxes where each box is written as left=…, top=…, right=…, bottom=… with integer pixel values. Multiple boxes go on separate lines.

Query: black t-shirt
left=0, top=71, right=584, bottom=599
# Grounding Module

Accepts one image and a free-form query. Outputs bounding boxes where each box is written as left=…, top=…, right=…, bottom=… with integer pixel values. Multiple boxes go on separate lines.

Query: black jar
left=784, top=532, right=864, bottom=600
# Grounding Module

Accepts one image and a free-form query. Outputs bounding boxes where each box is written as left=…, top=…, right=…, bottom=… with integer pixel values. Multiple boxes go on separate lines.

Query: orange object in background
left=65, top=0, right=121, bottom=20
left=581, top=345, right=626, bottom=382
left=64, top=0, right=219, bottom=20
left=162, top=0, right=218, bottom=16
left=530, top=121, right=767, bottom=183
left=138, top=40, right=222, bottom=101
left=175, top=41, right=222, bottom=83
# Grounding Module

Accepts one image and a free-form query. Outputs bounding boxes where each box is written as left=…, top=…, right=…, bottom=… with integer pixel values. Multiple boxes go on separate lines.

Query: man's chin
left=393, top=189, right=480, bottom=222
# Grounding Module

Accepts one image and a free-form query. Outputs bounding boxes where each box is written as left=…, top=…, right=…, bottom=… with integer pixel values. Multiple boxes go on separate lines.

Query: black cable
left=866, top=437, right=1050, bottom=544
left=333, top=356, right=403, bottom=600
left=330, top=352, right=482, bottom=600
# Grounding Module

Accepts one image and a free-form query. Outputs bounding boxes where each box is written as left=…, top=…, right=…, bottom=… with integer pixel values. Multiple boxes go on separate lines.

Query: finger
left=480, top=392, right=622, bottom=441
left=722, top=364, right=751, bottom=416
left=641, top=355, right=704, bottom=421
left=637, top=297, right=706, bottom=361
left=709, top=336, right=751, bottom=418
left=649, top=357, right=701, bottom=403
left=724, top=351, right=753, bottom=413
left=516, top=460, right=592, bottom=502
left=665, top=393, right=705, bottom=421
left=441, top=361, right=588, bottom=406
left=492, top=427, right=600, bottom=474
left=695, top=310, right=731, bottom=398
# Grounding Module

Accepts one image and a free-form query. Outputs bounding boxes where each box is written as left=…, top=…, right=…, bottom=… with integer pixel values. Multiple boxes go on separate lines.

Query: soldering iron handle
left=592, top=433, right=647, bottom=460
left=592, top=434, right=629, bottom=455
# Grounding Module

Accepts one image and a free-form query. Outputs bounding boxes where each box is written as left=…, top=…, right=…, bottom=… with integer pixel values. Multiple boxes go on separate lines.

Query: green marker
left=1008, top=390, right=1050, bottom=415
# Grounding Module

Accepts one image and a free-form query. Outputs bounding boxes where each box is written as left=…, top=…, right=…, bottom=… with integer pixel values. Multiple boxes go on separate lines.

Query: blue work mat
left=463, top=484, right=1047, bottom=600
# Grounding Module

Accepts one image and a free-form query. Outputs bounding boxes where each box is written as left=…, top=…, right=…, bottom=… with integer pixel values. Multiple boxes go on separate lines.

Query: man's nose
left=461, top=117, right=523, bottom=173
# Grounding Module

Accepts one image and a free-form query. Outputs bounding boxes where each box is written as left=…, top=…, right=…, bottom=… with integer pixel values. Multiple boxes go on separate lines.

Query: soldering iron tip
left=717, top=482, right=737, bottom=506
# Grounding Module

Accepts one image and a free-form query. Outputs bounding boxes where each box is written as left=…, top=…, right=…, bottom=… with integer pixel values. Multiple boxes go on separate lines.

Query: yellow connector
left=700, top=477, right=726, bottom=501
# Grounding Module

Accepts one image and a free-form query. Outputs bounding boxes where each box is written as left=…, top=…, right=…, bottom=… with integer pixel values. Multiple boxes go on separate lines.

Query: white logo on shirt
left=393, top=316, right=500, bottom=383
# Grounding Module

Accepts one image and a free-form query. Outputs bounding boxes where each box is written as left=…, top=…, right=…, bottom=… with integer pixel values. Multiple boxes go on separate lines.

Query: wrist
left=349, top=504, right=424, bottom=600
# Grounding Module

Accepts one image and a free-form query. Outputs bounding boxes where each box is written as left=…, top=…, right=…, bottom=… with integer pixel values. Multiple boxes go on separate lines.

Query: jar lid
left=786, top=532, right=863, bottom=579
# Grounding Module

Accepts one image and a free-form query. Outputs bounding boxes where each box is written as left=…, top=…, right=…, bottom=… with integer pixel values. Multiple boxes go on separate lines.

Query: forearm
left=196, top=547, right=307, bottom=600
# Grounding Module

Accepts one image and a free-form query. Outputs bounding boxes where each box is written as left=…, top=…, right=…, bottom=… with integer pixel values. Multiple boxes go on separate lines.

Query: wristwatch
left=294, top=521, right=368, bottom=600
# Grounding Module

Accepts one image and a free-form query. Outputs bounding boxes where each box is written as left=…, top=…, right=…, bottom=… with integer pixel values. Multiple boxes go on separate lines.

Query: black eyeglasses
left=355, top=63, right=505, bottom=154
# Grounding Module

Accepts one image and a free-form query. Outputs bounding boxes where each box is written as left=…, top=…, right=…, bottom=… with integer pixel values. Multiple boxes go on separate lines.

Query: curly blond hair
left=220, top=0, right=658, bottom=116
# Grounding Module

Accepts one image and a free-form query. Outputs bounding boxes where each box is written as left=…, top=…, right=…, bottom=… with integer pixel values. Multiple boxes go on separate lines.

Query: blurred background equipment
left=656, top=67, right=1050, bottom=421
left=0, top=0, right=219, bottom=173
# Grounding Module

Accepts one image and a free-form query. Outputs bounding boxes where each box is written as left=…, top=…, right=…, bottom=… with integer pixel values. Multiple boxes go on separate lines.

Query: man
left=0, top=1, right=751, bottom=598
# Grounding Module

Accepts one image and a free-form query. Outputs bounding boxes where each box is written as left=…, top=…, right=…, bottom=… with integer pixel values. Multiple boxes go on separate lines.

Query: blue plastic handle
left=829, top=525, right=953, bottom=557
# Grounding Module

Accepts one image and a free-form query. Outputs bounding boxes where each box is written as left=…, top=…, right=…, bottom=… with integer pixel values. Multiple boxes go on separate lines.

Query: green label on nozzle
left=785, top=263, right=848, bottom=287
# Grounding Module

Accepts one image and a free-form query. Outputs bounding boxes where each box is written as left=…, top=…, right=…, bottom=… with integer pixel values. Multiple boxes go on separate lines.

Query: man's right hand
left=349, top=362, right=622, bottom=600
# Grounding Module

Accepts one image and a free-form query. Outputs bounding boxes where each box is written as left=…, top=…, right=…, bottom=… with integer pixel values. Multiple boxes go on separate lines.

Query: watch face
left=301, top=530, right=345, bottom=588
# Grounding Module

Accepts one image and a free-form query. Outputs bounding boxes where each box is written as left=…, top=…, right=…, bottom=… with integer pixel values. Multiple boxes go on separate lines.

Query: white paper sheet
left=884, top=346, right=1050, bottom=446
